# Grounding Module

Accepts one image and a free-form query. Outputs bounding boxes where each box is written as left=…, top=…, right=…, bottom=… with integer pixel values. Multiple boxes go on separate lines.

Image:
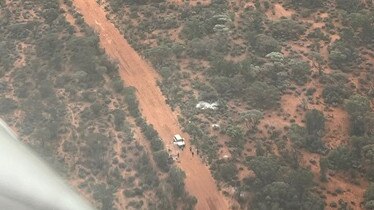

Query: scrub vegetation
left=0, top=0, right=193, bottom=209
left=102, top=0, right=374, bottom=209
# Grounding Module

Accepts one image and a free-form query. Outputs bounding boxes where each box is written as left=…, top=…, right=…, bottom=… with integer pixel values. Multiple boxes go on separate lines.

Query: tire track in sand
left=70, top=1, right=230, bottom=209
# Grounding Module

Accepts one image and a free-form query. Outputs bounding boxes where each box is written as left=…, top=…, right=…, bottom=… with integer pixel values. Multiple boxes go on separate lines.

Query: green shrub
left=253, top=34, right=281, bottom=55
left=288, top=59, right=311, bottom=85
left=218, top=162, right=238, bottom=183
left=327, top=146, right=352, bottom=170
left=246, top=81, right=280, bottom=109
left=153, top=150, right=170, bottom=172
left=0, top=98, right=17, bottom=114
left=270, top=19, right=306, bottom=40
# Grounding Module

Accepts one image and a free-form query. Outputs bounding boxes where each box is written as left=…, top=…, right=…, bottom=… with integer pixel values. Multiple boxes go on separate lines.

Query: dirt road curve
left=71, top=1, right=230, bottom=209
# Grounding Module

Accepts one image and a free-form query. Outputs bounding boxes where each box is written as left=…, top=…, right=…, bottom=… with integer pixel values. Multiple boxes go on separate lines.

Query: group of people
left=189, top=146, right=199, bottom=157
left=168, top=145, right=200, bottom=162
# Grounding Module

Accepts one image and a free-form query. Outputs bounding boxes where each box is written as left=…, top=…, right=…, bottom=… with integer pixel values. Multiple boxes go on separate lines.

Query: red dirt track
left=71, top=1, right=230, bottom=209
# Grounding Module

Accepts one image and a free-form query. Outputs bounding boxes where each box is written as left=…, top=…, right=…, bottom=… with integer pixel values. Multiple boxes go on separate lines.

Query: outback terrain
left=0, top=0, right=373, bottom=210
left=99, top=0, right=373, bottom=209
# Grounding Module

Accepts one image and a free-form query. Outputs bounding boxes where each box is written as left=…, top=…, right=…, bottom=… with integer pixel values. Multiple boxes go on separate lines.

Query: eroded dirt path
left=71, top=0, right=229, bottom=209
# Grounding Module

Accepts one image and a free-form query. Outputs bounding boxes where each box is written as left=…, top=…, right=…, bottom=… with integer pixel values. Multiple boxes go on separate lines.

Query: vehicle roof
left=174, top=134, right=183, bottom=140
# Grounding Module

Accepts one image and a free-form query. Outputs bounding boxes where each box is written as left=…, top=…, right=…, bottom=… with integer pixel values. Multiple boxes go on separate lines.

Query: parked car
left=172, top=134, right=185, bottom=149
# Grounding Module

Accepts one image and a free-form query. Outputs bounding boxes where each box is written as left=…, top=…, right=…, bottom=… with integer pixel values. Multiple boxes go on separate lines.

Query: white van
left=173, top=134, right=185, bottom=148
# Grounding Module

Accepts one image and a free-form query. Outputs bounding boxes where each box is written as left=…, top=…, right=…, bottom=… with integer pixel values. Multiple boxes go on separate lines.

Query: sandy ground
left=70, top=0, right=230, bottom=209
left=301, top=152, right=368, bottom=210
left=266, top=3, right=293, bottom=20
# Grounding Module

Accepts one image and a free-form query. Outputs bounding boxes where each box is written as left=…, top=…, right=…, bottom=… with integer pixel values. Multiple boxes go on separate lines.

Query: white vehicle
left=173, top=134, right=185, bottom=149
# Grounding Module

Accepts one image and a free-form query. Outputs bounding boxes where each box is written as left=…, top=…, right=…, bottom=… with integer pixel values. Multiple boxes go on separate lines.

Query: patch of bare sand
left=266, top=3, right=293, bottom=20
left=323, top=107, right=350, bottom=149
left=320, top=13, right=329, bottom=18
left=312, top=22, right=325, bottom=29
left=331, top=34, right=340, bottom=42
left=281, top=93, right=304, bottom=124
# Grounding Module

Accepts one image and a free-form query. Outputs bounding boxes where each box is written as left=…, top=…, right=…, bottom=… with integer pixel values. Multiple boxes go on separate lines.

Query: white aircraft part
left=0, top=119, right=95, bottom=210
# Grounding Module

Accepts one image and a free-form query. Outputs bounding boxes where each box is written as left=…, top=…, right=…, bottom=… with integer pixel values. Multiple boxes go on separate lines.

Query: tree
left=167, top=167, right=186, bottom=198
left=365, top=113, right=374, bottom=136
left=112, top=79, right=124, bottom=93
left=319, top=157, right=328, bottom=182
left=304, top=133, right=326, bottom=153
left=305, top=109, right=325, bottom=135
left=336, top=0, right=361, bottom=12
left=253, top=34, right=281, bottom=55
left=187, top=38, right=214, bottom=59
left=249, top=156, right=281, bottom=186
left=255, top=182, right=299, bottom=210
left=67, top=36, right=97, bottom=73
left=366, top=200, right=374, bottom=210
left=210, top=59, right=239, bottom=77
left=345, top=95, right=371, bottom=136
left=136, top=153, right=159, bottom=187
left=211, top=76, right=245, bottom=97
left=144, top=45, right=172, bottom=67
left=350, top=136, right=373, bottom=158
left=365, top=184, right=374, bottom=209
left=286, top=168, right=314, bottom=196
left=328, top=41, right=357, bottom=67
left=289, top=123, right=307, bottom=148
left=246, top=81, right=280, bottom=109
left=218, top=162, right=238, bottom=183
left=329, top=50, right=347, bottom=64
left=36, top=33, right=62, bottom=59
left=240, top=109, right=263, bottom=131
left=300, top=193, right=325, bottom=210
left=322, top=84, right=350, bottom=104
left=359, top=11, right=374, bottom=43
left=226, top=125, right=245, bottom=151
left=270, top=19, right=306, bottom=40
left=150, top=137, right=164, bottom=152
left=345, top=95, right=371, bottom=117
left=347, top=12, right=367, bottom=30
left=363, top=145, right=374, bottom=164
left=327, top=146, right=352, bottom=170
left=154, top=150, right=170, bottom=172
left=226, top=125, right=244, bottom=140
left=92, top=183, right=115, bottom=210
left=0, top=98, right=17, bottom=114
left=181, top=19, right=208, bottom=40
left=255, top=140, right=266, bottom=156
left=41, top=8, right=59, bottom=23
left=83, top=133, right=110, bottom=173
left=289, top=122, right=325, bottom=153
left=238, top=62, right=260, bottom=82
left=291, top=0, right=324, bottom=8
left=90, top=102, right=102, bottom=116
left=266, top=52, right=285, bottom=62
left=38, top=81, right=54, bottom=98
left=288, top=59, right=311, bottom=85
